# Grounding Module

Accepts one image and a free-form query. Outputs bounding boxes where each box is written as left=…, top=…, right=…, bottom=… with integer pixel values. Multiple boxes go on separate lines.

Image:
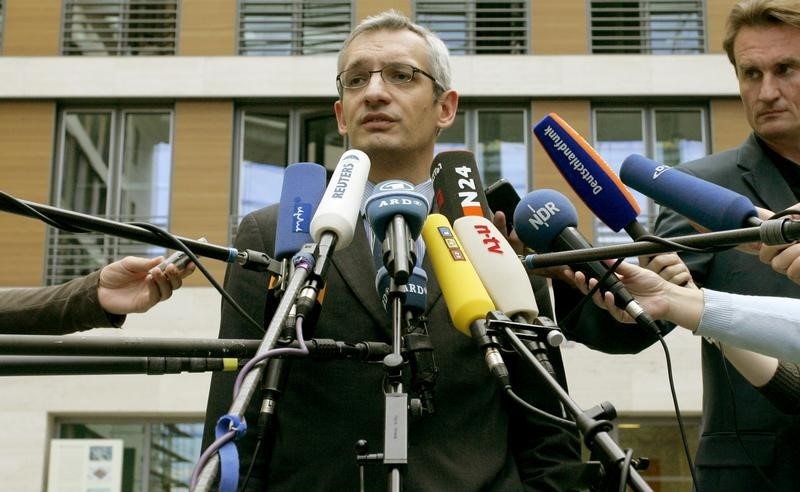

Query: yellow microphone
left=421, top=214, right=495, bottom=335
left=422, top=214, right=509, bottom=387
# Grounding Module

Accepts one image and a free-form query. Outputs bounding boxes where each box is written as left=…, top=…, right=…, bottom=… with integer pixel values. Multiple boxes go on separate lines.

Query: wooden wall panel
left=531, top=1, right=587, bottom=54
left=0, top=102, right=55, bottom=285
left=356, top=1, right=411, bottom=21
left=171, top=101, right=233, bottom=285
left=2, top=0, right=61, bottom=55
left=710, top=98, right=750, bottom=154
left=530, top=100, right=594, bottom=239
left=179, top=0, right=236, bottom=55
left=707, top=0, right=739, bottom=56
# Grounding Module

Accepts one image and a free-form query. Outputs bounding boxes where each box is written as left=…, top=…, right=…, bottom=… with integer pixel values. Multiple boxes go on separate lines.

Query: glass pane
left=238, top=112, right=289, bottom=217
left=149, top=423, right=203, bottom=491
left=119, top=112, right=172, bottom=258
left=615, top=418, right=700, bottom=491
left=59, top=421, right=203, bottom=492
left=52, top=112, right=114, bottom=282
left=59, top=423, right=146, bottom=492
left=477, top=111, right=526, bottom=196
left=593, top=109, right=648, bottom=244
left=654, top=109, right=705, bottom=166
left=435, top=111, right=466, bottom=153
left=303, top=114, right=345, bottom=172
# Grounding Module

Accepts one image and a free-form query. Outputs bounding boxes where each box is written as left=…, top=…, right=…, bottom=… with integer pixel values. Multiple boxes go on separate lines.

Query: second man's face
left=734, top=23, right=800, bottom=150
left=334, top=29, right=449, bottom=168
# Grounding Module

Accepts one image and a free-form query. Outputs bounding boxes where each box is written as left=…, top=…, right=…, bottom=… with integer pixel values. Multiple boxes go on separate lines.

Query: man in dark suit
left=564, top=1, right=800, bottom=488
left=202, top=9, right=581, bottom=492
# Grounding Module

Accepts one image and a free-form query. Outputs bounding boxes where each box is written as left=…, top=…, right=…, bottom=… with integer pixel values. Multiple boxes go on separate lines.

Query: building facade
left=0, top=1, right=748, bottom=490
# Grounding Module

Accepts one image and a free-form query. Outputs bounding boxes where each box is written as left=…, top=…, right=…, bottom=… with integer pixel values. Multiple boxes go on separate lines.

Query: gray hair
left=337, top=9, right=451, bottom=100
left=723, top=0, right=800, bottom=67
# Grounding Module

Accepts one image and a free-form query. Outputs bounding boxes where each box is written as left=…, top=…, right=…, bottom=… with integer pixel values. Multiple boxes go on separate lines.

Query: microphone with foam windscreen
left=274, top=163, right=328, bottom=260
left=422, top=214, right=509, bottom=386
left=430, top=150, right=492, bottom=221
left=365, top=180, right=429, bottom=283
left=259, top=162, right=327, bottom=447
left=294, top=150, right=371, bottom=317
left=620, top=154, right=760, bottom=231
left=454, top=215, right=563, bottom=378
left=513, top=189, right=659, bottom=332
left=310, top=149, right=371, bottom=250
left=533, top=112, right=647, bottom=239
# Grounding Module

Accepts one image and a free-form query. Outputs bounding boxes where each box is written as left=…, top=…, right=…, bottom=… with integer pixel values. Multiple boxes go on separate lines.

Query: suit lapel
left=739, top=134, right=797, bottom=211
left=330, top=221, right=388, bottom=328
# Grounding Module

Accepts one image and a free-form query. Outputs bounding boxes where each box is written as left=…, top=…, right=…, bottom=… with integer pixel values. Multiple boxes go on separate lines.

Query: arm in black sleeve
left=509, top=283, right=584, bottom=491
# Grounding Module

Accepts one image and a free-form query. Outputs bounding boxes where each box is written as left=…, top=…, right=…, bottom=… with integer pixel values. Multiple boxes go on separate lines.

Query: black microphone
left=430, top=150, right=493, bottom=221
left=514, top=189, right=660, bottom=332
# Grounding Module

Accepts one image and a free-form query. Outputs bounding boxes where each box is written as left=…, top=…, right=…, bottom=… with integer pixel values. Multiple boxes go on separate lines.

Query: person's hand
left=573, top=261, right=674, bottom=324
left=759, top=203, right=800, bottom=284
left=98, top=256, right=196, bottom=315
left=760, top=242, right=800, bottom=285
left=639, top=252, right=695, bottom=288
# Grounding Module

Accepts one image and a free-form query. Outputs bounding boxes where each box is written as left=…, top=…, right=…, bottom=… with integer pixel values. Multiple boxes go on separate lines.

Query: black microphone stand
left=485, top=312, right=653, bottom=492
left=526, top=218, right=800, bottom=269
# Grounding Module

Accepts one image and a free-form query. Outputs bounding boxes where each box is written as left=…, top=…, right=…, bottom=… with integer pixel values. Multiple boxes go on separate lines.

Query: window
left=56, top=419, right=202, bottom=491
left=238, top=0, right=353, bottom=55
left=415, top=0, right=528, bottom=54
left=589, top=0, right=705, bottom=54
left=613, top=416, right=700, bottom=490
left=232, top=105, right=344, bottom=239
left=48, top=108, right=173, bottom=285
left=592, top=105, right=707, bottom=245
left=435, top=107, right=528, bottom=196
left=62, top=0, right=178, bottom=56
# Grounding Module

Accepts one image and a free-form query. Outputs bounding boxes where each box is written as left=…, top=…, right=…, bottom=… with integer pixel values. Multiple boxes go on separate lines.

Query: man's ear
left=334, top=99, right=348, bottom=136
left=436, top=89, right=459, bottom=131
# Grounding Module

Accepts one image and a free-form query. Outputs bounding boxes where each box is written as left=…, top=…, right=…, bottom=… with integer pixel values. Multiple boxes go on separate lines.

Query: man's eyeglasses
left=336, top=63, right=443, bottom=93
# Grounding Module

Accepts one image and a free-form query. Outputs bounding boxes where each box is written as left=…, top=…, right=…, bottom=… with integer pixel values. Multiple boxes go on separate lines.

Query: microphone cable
left=0, top=190, right=265, bottom=335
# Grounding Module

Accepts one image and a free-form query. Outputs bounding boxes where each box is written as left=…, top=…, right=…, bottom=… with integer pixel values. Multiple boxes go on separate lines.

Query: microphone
left=620, top=154, right=760, bottom=231
left=310, top=149, right=371, bottom=250
left=453, top=215, right=563, bottom=377
left=421, top=213, right=509, bottom=386
left=259, top=162, right=326, bottom=448
left=274, top=163, right=327, bottom=260
left=430, top=150, right=492, bottom=221
left=376, top=266, right=438, bottom=415
left=296, top=149, right=371, bottom=315
left=513, top=189, right=659, bottom=332
left=533, top=113, right=647, bottom=238
left=365, top=180, right=430, bottom=283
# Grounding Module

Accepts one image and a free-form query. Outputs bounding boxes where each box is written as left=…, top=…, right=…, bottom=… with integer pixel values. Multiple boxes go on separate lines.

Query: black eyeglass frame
left=336, top=62, right=445, bottom=94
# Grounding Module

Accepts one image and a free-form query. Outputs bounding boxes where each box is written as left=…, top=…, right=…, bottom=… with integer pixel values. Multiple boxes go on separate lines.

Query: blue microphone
left=620, top=154, right=760, bottom=231
left=274, top=163, right=327, bottom=260
left=514, top=189, right=657, bottom=329
left=376, top=266, right=428, bottom=315
left=365, top=180, right=430, bottom=283
left=533, top=113, right=647, bottom=238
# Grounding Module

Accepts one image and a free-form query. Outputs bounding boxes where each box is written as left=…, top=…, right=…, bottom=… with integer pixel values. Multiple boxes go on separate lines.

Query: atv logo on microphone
left=525, top=201, right=560, bottom=230
left=331, top=154, right=358, bottom=199
left=292, top=198, right=312, bottom=233
left=652, top=165, right=669, bottom=180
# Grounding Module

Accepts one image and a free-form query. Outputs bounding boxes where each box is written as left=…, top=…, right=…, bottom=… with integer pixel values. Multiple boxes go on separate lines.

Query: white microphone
left=310, top=149, right=371, bottom=250
left=454, top=215, right=563, bottom=377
